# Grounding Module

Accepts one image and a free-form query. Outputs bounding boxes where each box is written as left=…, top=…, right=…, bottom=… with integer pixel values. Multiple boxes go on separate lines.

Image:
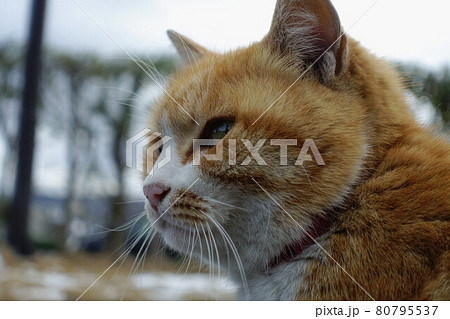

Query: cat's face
left=143, top=0, right=368, bottom=279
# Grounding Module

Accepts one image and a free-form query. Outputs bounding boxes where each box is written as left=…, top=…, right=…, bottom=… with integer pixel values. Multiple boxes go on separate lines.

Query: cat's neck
left=340, top=38, right=416, bottom=173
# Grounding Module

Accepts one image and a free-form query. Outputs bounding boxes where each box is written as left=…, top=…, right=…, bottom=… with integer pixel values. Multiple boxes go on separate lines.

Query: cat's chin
left=146, top=211, right=193, bottom=252
left=159, top=226, right=194, bottom=255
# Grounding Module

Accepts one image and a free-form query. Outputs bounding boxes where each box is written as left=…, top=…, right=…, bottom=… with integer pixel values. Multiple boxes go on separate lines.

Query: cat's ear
left=167, top=30, right=210, bottom=64
left=266, top=0, right=347, bottom=82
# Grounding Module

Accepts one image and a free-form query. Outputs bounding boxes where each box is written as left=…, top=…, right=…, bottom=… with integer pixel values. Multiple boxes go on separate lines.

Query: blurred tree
left=40, top=52, right=175, bottom=252
left=0, top=44, right=22, bottom=204
left=46, top=53, right=109, bottom=249
left=422, top=68, right=450, bottom=128
left=8, top=0, right=46, bottom=255
left=398, top=64, right=450, bottom=129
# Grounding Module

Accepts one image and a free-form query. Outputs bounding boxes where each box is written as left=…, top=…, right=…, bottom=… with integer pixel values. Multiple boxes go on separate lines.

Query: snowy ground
left=0, top=246, right=237, bottom=301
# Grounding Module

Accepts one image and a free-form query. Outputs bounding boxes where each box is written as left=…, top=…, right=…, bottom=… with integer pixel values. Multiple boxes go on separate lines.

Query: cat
left=142, top=0, right=450, bottom=300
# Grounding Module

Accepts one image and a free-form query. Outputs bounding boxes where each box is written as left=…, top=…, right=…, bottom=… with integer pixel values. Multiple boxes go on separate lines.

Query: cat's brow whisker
left=141, top=55, right=166, bottom=79
left=71, top=0, right=200, bottom=126
left=117, top=54, right=166, bottom=87
left=110, top=96, right=141, bottom=104
left=127, top=114, right=148, bottom=121
left=132, top=57, right=166, bottom=83
left=140, top=54, right=186, bottom=87
left=107, top=96, right=142, bottom=107
left=113, top=101, right=152, bottom=116
left=108, top=55, right=160, bottom=76
left=251, top=177, right=376, bottom=301
left=113, top=199, right=146, bottom=205
left=99, top=86, right=142, bottom=98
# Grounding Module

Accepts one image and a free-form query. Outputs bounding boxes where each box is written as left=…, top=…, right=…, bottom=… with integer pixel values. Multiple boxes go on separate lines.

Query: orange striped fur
left=143, top=0, right=449, bottom=300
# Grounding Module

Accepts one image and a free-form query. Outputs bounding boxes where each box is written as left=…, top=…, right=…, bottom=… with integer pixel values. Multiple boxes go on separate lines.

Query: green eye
left=207, top=119, right=234, bottom=140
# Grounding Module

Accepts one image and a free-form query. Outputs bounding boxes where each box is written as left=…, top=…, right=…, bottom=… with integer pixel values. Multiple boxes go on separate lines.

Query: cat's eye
left=205, top=118, right=234, bottom=140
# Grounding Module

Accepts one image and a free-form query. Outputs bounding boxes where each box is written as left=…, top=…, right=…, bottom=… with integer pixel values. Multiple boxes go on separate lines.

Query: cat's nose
left=143, top=184, right=171, bottom=211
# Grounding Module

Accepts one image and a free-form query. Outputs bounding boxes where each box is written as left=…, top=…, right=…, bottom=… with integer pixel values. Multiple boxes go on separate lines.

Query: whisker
left=112, top=220, right=152, bottom=281
left=206, top=222, right=221, bottom=300
left=300, top=164, right=312, bottom=184
left=114, top=101, right=152, bottom=116
left=172, top=227, right=194, bottom=298
left=99, top=86, right=142, bottom=98
left=200, top=223, right=213, bottom=292
left=112, top=199, right=146, bottom=205
left=194, top=208, right=231, bottom=279
left=76, top=219, right=151, bottom=301
left=127, top=113, right=148, bottom=121
left=194, top=223, right=204, bottom=276
left=176, top=226, right=193, bottom=274
left=121, top=227, right=156, bottom=300
left=139, top=227, right=156, bottom=277
left=93, top=211, right=146, bottom=235
left=204, top=214, right=249, bottom=297
left=185, top=227, right=198, bottom=274
left=206, top=222, right=221, bottom=278
left=264, top=209, right=271, bottom=242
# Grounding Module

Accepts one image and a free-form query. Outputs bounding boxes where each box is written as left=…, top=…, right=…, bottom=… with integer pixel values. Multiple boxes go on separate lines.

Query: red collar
left=269, top=214, right=333, bottom=269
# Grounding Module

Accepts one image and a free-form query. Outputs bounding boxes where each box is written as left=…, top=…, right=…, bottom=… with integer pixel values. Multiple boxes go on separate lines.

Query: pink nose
left=143, top=184, right=171, bottom=211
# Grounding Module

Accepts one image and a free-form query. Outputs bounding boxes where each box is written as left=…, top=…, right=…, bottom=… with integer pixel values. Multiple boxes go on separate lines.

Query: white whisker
left=76, top=219, right=151, bottom=301
left=204, top=214, right=249, bottom=297
left=121, top=227, right=155, bottom=300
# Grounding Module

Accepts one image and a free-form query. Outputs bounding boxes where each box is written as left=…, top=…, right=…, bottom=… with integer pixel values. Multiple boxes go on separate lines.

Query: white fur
left=241, top=236, right=326, bottom=300
left=243, top=260, right=308, bottom=300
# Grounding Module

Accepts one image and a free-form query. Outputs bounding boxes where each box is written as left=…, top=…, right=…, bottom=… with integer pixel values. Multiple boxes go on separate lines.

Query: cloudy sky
left=1, top=0, right=450, bottom=68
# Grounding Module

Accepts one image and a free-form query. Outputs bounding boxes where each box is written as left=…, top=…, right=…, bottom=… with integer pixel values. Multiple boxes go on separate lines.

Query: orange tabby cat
left=142, top=0, right=449, bottom=300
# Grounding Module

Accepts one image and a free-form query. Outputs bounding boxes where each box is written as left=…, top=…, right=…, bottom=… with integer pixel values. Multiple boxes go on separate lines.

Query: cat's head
left=142, top=0, right=368, bottom=279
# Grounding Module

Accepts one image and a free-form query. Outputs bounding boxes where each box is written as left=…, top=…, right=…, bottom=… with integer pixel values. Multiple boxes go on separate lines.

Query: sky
left=1, top=0, right=450, bottom=68
left=1, top=0, right=449, bottom=197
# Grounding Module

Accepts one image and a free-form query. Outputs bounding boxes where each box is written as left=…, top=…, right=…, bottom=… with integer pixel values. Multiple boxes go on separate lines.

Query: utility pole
left=7, top=0, right=47, bottom=255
